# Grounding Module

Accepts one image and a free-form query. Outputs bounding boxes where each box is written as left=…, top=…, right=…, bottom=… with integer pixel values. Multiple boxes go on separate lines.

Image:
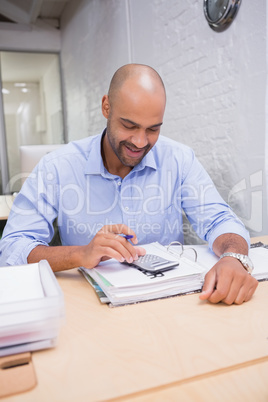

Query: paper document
left=80, top=241, right=268, bottom=307
left=80, top=242, right=205, bottom=306
left=0, top=264, right=44, bottom=303
left=0, top=260, right=65, bottom=357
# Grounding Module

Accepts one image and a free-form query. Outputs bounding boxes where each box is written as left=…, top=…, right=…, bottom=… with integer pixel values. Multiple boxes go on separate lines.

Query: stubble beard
left=106, top=123, right=151, bottom=168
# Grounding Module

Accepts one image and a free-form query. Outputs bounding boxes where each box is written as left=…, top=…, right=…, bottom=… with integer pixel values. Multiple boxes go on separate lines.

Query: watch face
left=207, top=0, right=229, bottom=22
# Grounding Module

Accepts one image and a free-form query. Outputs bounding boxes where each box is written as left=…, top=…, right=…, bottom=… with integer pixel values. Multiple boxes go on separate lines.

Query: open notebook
left=79, top=241, right=268, bottom=307
left=79, top=242, right=206, bottom=307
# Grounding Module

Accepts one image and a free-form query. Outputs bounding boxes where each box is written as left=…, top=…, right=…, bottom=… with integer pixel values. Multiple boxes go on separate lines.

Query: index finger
left=102, top=224, right=138, bottom=245
left=199, top=268, right=216, bottom=301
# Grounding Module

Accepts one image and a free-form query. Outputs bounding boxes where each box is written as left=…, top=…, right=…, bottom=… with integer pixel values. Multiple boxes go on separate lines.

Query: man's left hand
left=199, top=256, right=258, bottom=305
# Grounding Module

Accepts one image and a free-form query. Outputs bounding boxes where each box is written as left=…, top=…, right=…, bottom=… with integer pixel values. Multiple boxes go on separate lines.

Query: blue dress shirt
left=0, top=132, right=249, bottom=266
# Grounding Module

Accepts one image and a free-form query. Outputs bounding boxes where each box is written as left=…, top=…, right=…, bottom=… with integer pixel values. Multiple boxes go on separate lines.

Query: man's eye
left=123, top=124, right=135, bottom=130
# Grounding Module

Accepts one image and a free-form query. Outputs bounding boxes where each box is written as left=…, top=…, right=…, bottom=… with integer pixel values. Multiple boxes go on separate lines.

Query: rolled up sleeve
left=0, top=161, right=58, bottom=266
left=181, top=150, right=250, bottom=250
left=0, top=236, right=49, bottom=266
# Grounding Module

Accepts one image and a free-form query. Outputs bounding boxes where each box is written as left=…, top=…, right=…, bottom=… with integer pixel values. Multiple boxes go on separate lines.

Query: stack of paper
left=80, top=241, right=268, bottom=307
left=80, top=242, right=206, bottom=306
left=247, top=245, right=268, bottom=280
left=0, top=260, right=65, bottom=357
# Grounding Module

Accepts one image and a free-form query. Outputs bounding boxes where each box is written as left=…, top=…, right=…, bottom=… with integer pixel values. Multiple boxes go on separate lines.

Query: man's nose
left=131, top=129, right=148, bottom=148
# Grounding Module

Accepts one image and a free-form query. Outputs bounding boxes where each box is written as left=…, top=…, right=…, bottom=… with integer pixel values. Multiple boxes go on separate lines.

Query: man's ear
left=102, top=95, right=110, bottom=119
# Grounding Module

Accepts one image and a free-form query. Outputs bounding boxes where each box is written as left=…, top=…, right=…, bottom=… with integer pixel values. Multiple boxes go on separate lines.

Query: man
left=0, top=64, right=258, bottom=305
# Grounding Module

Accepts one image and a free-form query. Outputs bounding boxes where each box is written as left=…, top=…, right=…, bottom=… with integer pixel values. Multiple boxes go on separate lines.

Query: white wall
left=61, top=0, right=131, bottom=140
left=0, top=21, right=60, bottom=52
left=61, top=0, right=267, bottom=239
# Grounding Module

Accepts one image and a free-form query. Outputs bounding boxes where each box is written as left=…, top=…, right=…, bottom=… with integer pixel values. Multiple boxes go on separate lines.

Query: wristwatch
left=220, top=252, right=254, bottom=274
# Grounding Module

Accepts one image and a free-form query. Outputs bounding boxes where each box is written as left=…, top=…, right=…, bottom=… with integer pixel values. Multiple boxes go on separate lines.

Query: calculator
left=126, top=254, right=179, bottom=273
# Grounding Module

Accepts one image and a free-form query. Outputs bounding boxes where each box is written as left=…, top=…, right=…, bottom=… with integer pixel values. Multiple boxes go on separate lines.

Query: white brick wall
left=61, top=0, right=267, bottom=238
left=61, top=0, right=131, bottom=139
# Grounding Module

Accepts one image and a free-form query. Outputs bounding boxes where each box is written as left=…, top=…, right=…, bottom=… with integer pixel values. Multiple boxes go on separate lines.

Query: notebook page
left=91, top=242, right=205, bottom=289
left=184, top=244, right=268, bottom=279
left=249, top=247, right=268, bottom=275
left=0, top=264, right=45, bottom=303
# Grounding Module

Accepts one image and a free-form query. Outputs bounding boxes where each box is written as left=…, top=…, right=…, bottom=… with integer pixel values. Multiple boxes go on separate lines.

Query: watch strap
left=220, top=252, right=253, bottom=274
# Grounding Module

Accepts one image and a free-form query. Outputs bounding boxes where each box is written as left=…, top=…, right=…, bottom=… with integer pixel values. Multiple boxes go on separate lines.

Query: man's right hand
left=79, top=224, right=146, bottom=269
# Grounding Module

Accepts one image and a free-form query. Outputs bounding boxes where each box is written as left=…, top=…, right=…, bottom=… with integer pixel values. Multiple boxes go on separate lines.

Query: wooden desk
left=0, top=195, right=14, bottom=221
left=3, top=238, right=268, bottom=401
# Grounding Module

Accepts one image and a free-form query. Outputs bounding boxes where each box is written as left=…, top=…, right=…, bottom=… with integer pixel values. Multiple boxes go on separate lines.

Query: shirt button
left=118, top=181, right=121, bottom=186
left=125, top=207, right=129, bottom=211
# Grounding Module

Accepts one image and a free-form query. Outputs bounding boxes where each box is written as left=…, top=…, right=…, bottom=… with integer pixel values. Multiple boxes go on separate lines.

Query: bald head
left=101, top=64, right=166, bottom=175
left=108, top=64, right=166, bottom=106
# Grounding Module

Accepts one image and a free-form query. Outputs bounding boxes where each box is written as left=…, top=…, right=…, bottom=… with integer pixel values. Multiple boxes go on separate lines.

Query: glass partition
left=0, top=51, right=65, bottom=193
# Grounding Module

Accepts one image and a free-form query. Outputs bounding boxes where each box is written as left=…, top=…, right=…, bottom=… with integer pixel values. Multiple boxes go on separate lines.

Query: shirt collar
left=131, top=146, right=157, bottom=173
left=84, top=130, right=106, bottom=176
left=84, top=129, right=157, bottom=177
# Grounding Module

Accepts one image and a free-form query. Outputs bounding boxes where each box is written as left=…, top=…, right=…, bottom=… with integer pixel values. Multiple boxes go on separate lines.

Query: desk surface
left=4, top=237, right=268, bottom=401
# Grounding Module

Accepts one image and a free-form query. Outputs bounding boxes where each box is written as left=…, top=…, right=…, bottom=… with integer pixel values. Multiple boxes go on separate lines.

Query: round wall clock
left=203, top=0, right=242, bottom=32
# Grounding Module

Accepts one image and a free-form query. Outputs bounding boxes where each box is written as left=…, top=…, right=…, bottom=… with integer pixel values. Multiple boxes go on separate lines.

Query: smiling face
left=102, top=67, right=166, bottom=177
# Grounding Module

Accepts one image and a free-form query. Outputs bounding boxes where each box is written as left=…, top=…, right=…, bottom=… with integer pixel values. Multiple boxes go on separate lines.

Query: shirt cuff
left=6, top=239, right=48, bottom=266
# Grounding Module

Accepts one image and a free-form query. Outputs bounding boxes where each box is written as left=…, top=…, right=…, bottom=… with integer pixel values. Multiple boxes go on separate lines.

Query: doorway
left=0, top=51, right=65, bottom=194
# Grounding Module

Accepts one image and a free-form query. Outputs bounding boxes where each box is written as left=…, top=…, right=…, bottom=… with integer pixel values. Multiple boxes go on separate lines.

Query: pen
left=123, top=235, right=134, bottom=240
